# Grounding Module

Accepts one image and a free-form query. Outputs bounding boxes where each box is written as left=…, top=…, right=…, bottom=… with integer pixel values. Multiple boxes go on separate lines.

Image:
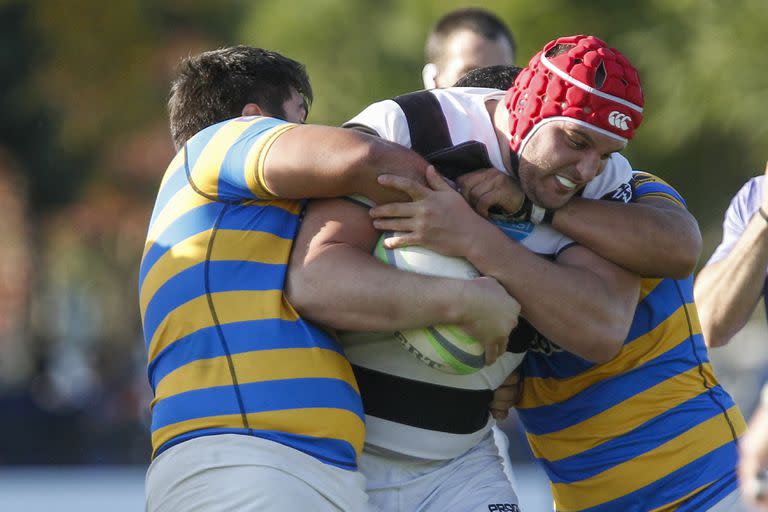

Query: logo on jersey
left=601, top=182, right=633, bottom=204
left=608, top=111, right=631, bottom=131
left=492, top=219, right=534, bottom=241
left=528, top=334, right=563, bottom=355
left=488, top=505, right=521, bottom=512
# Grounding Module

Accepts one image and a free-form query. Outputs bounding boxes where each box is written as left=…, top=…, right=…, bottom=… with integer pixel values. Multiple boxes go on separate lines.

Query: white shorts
left=359, top=432, right=520, bottom=512
left=145, top=434, right=372, bottom=512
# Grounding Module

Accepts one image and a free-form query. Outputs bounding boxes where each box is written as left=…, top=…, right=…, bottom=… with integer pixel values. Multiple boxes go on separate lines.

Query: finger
left=485, top=343, right=498, bottom=366
left=475, top=190, right=502, bottom=218
left=501, top=371, right=520, bottom=386
left=377, top=174, right=430, bottom=200
left=490, top=408, right=509, bottom=421
left=456, top=168, right=495, bottom=191
left=370, top=202, right=417, bottom=219
left=425, top=165, right=454, bottom=191
left=372, top=218, right=418, bottom=232
left=382, top=233, right=419, bottom=249
left=467, top=181, right=498, bottom=213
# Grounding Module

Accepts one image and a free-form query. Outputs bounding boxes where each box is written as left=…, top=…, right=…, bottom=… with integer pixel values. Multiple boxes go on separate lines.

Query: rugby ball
left=374, top=232, right=485, bottom=374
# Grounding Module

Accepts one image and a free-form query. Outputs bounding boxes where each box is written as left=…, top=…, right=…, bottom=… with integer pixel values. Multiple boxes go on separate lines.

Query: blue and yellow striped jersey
left=517, top=172, right=745, bottom=511
left=139, top=116, right=365, bottom=470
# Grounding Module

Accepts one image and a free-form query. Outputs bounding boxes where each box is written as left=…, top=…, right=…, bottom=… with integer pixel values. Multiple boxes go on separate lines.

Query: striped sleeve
left=631, top=170, right=687, bottom=208
left=185, top=116, right=298, bottom=202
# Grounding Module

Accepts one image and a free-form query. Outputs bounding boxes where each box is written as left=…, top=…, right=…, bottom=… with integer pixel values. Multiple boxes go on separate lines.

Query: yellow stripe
left=140, top=230, right=211, bottom=319
left=551, top=405, right=745, bottom=511
left=151, top=408, right=365, bottom=460
left=519, top=305, right=700, bottom=409
left=188, top=117, right=268, bottom=198
left=639, top=278, right=663, bottom=302
left=527, top=364, right=716, bottom=461
left=139, top=230, right=293, bottom=318
left=247, top=123, right=297, bottom=198
left=148, top=290, right=298, bottom=363
left=154, top=348, right=359, bottom=403
left=143, top=186, right=212, bottom=259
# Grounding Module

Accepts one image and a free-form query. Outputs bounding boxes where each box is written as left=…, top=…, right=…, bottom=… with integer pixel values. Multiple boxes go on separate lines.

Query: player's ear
left=422, top=63, right=438, bottom=90
left=241, top=103, right=264, bottom=117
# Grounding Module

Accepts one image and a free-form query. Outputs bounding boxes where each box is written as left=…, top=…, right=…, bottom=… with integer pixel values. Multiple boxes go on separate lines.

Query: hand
left=456, top=168, right=524, bottom=218
left=459, top=276, right=520, bottom=366
left=370, top=166, right=486, bottom=257
left=490, top=371, right=521, bottom=421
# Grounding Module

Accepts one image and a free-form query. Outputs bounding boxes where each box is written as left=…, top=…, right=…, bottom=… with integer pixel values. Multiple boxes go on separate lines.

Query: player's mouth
left=555, top=175, right=577, bottom=190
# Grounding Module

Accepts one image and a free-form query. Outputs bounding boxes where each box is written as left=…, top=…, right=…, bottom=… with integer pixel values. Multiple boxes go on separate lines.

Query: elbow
left=581, top=312, right=632, bottom=363
left=284, top=268, right=319, bottom=319
left=668, top=218, right=703, bottom=279
left=700, top=320, right=733, bottom=349
left=582, top=332, right=625, bottom=364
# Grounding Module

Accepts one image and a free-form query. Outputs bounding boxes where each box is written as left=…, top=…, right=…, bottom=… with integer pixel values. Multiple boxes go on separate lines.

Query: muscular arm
left=263, top=125, right=430, bottom=203
left=457, top=168, right=701, bottom=279
left=372, top=168, right=641, bottom=363
left=286, top=199, right=519, bottom=358
left=694, top=213, right=768, bottom=347
left=552, top=195, right=701, bottom=278
left=464, top=222, right=640, bottom=362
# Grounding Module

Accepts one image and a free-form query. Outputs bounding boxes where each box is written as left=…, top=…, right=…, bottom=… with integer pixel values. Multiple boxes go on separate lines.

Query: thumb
left=426, top=165, right=453, bottom=191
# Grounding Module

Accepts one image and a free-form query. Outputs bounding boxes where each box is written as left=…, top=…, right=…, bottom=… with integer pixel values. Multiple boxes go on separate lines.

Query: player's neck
left=486, top=99, right=513, bottom=173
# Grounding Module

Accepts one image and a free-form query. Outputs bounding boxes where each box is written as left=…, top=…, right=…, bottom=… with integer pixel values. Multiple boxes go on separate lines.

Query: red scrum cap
left=505, top=35, right=644, bottom=154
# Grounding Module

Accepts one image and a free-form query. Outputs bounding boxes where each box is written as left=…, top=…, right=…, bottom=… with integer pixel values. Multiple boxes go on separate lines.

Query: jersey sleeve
left=183, top=116, right=298, bottom=202
left=581, top=153, right=633, bottom=203
left=343, top=100, right=412, bottom=148
left=630, top=170, right=687, bottom=208
left=707, top=176, right=763, bottom=265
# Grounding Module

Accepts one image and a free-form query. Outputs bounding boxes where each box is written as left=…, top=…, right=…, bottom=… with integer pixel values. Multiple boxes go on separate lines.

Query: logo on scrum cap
left=608, top=111, right=631, bottom=131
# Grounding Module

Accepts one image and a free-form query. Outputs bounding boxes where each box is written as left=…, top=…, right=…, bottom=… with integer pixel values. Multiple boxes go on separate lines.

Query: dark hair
left=453, top=65, right=522, bottom=90
left=168, top=46, right=313, bottom=149
left=425, top=8, right=516, bottom=64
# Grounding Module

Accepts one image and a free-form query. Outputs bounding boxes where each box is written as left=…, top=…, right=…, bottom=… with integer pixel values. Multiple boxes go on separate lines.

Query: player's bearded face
left=516, top=121, right=625, bottom=209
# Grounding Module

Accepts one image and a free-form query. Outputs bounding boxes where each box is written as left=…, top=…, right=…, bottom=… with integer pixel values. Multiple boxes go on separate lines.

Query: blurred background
left=1, top=0, right=766, bottom=510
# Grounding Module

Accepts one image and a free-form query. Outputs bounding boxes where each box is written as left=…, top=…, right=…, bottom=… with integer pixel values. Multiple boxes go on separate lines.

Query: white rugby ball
left=374, top=232, right=485, bottom=374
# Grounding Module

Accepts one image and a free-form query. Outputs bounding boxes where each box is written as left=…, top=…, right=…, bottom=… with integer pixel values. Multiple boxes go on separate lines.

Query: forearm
left=287, top=245, right=465, bottom=332
left=552, top=197, right=702, bottom=278
left=263, top=125, right=429, bottom=203
left=694, top=215, right=768, bottom=347
left=465, top=221, right=639, bottom=362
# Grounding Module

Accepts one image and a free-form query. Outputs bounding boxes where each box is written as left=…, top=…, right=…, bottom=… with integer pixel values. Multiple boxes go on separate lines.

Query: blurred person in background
left=142, top=45, right=517, bottom=511
left=309, top=35, right=744, bottom=510
left=422, top=7, right=516, bottom=90
left=695, top=162, right=768, bottom=508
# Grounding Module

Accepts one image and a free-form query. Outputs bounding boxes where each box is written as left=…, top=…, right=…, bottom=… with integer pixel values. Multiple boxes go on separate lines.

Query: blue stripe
left=539, top=387, right=735, bottom=483
left=677, top=471, right=738, bottom=512
left=155, top=428, right=358, bottom=470
left=519, top=338, right=708, bottom=435
left=184, top=120, right=235, bottom=173
left=148, top=319, right=342, bottom=390
left=626, top=277, right=693, bottom=342
left=139, top=203, right=299, bottom=288
left=217, top=118, right=287, bottom=201
left=523, top=277, right=694, bottom=380
left=634, top=180, right=687, bottom=207
left=148, top=162, right=188, bottom=231
left=151, top=378, right=364, bottom=431
left=142, top=260, right=287, bottom=346
left=575, top=442, right=738, bottom=512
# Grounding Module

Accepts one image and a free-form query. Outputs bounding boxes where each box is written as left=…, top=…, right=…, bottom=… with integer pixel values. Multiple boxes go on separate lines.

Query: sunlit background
left=1, top=1, right=767, bottom=510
